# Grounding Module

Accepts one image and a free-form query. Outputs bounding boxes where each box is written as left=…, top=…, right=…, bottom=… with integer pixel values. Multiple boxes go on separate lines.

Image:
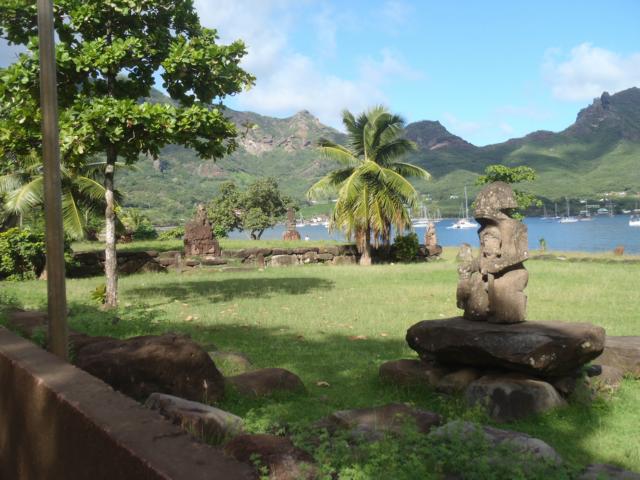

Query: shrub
left=120, top=209, right=158, bottom=240
left=392, top=232, right=420, bottom=262
left=158, top=226, right=185, bottom=240
left=0, top=228, right=46, bottom=280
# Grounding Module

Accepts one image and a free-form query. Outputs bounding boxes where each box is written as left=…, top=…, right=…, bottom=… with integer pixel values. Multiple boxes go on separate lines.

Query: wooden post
left=37, top=0, right=68, bottom=359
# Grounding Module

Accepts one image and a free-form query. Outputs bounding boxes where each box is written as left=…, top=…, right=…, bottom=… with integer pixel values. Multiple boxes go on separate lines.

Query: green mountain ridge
left=120, top=88, right=640, bottom=223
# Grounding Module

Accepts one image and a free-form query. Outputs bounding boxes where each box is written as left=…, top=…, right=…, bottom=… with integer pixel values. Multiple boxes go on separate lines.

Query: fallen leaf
left=316, top=381, right=330, bottom=387
left=349, top=335, right=367, bottom=341
left=185, top=315, right=194, bottom=322
left=379, top=332, right=388, bottom=337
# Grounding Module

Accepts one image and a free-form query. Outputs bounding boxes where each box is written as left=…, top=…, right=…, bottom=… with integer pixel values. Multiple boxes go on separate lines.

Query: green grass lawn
left=1, top=249, right=639, bottom=476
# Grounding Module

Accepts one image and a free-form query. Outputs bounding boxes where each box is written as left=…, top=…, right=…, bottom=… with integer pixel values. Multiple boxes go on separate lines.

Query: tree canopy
left=0, top=0, right=254, bottom=306
left=208, top=178, right=293, bottom=240
left=476, top=164, right=541, bottom=218
left=307, top=106, right=430, bottom=264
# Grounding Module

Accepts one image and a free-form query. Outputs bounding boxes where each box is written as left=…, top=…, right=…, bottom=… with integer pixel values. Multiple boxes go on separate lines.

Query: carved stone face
left=480, top=225, right=501, bottom=261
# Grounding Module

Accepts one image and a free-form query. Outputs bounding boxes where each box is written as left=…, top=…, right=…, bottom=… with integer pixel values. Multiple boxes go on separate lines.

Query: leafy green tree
left=307, top=106, right=430, bottom=265
left=207, top=181, right=243, bottom=236
left=241, top=178, right=292, bottom=240
left=476, top=165, right=541, bottom=219
left=0, top=1, right=254, bottom=307
left=207, top=178, right=292, bottom=240
left=0, top=152, right=117, bottom=239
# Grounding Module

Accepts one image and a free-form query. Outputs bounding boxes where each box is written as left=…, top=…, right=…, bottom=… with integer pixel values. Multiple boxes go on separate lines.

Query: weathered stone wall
left=0, top=328, right=253, bottom=480
left=69, top=244, right=441, bottom=276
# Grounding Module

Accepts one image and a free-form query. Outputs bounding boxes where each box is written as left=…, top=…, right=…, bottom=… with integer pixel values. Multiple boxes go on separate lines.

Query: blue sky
left=2, top=0, right=639, bottom=145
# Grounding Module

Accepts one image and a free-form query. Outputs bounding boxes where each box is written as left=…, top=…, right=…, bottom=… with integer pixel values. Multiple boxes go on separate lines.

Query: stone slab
left=407, top=317, right=605, bottom=377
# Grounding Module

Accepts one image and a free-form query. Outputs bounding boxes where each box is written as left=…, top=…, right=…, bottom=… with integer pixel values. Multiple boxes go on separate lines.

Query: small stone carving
left=282, top=207, right=301, bottom=241
left=456, top=182, right=529, bottom=323
left=184, top=204, right=220, bottom=257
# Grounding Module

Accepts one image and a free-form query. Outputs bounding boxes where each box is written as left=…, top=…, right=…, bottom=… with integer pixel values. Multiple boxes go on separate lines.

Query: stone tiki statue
left=282, top=207, right=301, bottom=241
left=184, top=204, right=221, bottom=256
left=456, top=182, right=529, bottom=324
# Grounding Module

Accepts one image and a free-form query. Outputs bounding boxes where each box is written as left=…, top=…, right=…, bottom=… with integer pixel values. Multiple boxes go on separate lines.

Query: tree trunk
left=359, top=225, right=372, bottom=266
left=104, top=144, right=118, bottom=308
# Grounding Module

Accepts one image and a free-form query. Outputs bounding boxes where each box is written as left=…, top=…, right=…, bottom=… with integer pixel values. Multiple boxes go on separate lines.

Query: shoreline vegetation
left=70, top=239, right=640, bottom=262
left=2, top=246, right=639, bottom=474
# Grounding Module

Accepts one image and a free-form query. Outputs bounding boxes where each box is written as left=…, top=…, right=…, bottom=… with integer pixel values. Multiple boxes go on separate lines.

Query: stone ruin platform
left=406, top=317, right=606, bottom=378
left=382, top=317, right=609, bottom=422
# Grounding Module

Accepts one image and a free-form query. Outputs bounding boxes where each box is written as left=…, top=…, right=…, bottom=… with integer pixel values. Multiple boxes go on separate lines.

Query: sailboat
left=578, top=201, right=593, bottom=221
left=411, top=204, right=431, bottom=227
left=447, top=186, right=479, bottom=229
left=558, top=198, right=578, bottom=223
left=541, top=205, right=552, bottom=221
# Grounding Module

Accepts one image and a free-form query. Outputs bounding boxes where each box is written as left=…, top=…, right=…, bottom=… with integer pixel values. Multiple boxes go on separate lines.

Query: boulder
left=318, top=245, right=340, bottom=256
left=316, top=253, right=334, bottom=262
left=209, top=351, right=253, bottom=374
left=379, top=359, right=449, bottom=388
left=579, top=464, right=640, bottom=479
left=201, top=256, right=227, bottom=266
left=589, top=365, right=624, bottom=393
left=436, top=367, right=482, bottom=394
left=271, top=248, right=292, bottom=256
left=595, top=336, right=640, bottom=378
left=332, top=256, right=356, bottom=266
left=270, top=255, right=298, bottom=267
left=224, top=434, right=317, bottom=480
left=316, top=403, right=442, bottom=441
left=406, top=317, right=605, bottom=377
left=429, top=420, right=562, bottom=464
left=73, top=333, right=225, bottom=402
left=145, top=393, right=243, bottom=442
left=301, top=251, right=318, bottom=263
left=227, top=368, right=305, bottom=397
left=465, top=374, right=566, bottom=422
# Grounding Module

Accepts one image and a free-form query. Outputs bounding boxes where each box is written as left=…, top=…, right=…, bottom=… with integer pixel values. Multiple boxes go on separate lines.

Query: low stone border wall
left=70, top=244, right=441, bottom=277
left=0, top=327, right=253, bottom=480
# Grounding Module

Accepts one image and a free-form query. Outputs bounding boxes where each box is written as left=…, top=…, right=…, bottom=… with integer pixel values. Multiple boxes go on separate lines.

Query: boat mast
left=464, top=186, right=469, bottom=219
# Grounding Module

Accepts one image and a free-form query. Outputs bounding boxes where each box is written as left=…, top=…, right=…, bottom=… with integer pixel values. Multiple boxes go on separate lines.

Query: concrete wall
left=0, top=328, right=253, bottom=480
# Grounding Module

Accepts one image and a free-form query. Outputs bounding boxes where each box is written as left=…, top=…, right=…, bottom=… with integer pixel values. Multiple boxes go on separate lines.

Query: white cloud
left=359, top=48, right=424, bottom=85
left=235, top=53, right=384, bottom=128
left=543, top=43, right=640, bottom=101
left=441, top=112, right=483, bottom=137
left=499, top=122, right=515, bottom=135
left=194, top=1, right=423, bottom=129
left=379, top=0, right=412, bottom=27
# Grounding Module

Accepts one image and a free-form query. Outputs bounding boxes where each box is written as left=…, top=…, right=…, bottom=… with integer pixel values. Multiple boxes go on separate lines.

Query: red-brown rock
left=407, top=317, right=605, bottom=377
left=465, top=374, right=566, bottom=422
left=73, top=333, right=225, bottom=402
left=595, top=336, right=640, bottom=378
left=224, top=434, right=317, bottom=480
left=316, top=403, right=442, bottom=440
left=227, top=368, right=305, bottom=397
left=378, top=359, right=449, bottom=387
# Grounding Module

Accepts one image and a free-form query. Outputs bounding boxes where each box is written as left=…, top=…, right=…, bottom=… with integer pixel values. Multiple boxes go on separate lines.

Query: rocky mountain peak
left=567, top=87, right=640, bottom=140
left=405, top=120, right=476, bottom=151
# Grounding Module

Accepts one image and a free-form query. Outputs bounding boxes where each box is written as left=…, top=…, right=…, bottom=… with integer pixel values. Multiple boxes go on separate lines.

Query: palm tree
left=307, top=106, right=430, bottom=265
left=0, top=153, right=119, bottom=239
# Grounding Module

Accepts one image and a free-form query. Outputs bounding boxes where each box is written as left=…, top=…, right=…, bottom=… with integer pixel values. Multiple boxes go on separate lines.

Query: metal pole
left=37, top=0, right=68, bottom=360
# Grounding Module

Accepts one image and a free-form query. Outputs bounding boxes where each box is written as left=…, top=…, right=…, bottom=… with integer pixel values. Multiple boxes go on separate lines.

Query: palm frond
left=390, top=161, right=431, bottom=180
left=373, top=138, right=417, bottom=166
left=4, top=177, right=44, bottom=214
left=61, top=191, right=86, bottom=240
